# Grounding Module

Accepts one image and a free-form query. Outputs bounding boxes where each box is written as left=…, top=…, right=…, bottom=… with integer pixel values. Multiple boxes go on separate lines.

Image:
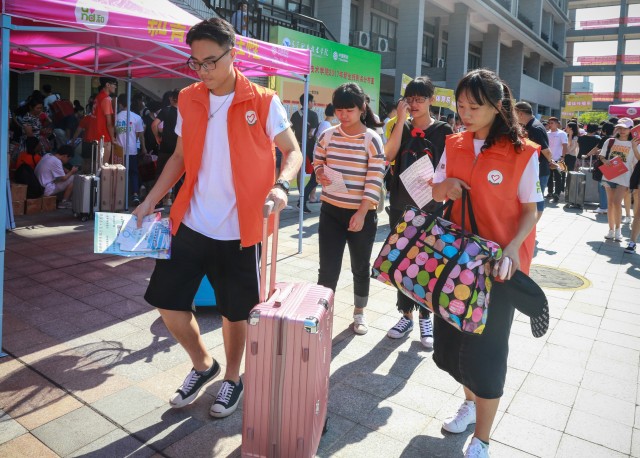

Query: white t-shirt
left=547, top=129, right=568, bottom=161
left=115, top=110, right=144, bottom=155
left=34, top=153, right=64, bottom=196
left=433, top=139, right=543, bottom=203
left=43, top=94, right=59, bottom=114
left=316, top=120, right=332, bottom=139
left=177, top=93, right=290, bottom=240
left=599, top=137, right=638, bottom=187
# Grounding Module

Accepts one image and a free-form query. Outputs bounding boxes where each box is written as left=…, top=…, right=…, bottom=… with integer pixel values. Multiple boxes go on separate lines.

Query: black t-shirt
left=156, top=106, right=178, bottom=156
left=524, top=118, right=550, bottom=177
left=290, top=108, right=319, bottom=145
left=577, top=134, right=601, bottom=158
left=389, top=120, right=453, bottom=212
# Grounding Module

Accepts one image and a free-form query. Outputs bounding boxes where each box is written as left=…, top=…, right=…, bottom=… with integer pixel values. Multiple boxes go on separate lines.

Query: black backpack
left=14, top=159, right=44, bottom=199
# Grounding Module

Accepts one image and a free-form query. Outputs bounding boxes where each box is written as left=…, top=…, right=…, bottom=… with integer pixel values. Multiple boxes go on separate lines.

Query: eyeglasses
left=187, top=48, right=232, bottom=72
left=403, top=96, right=428, bottom=104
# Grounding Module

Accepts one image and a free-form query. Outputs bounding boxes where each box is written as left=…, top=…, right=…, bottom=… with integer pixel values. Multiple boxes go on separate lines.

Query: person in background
left=132, top=17, right=301, bottom=419
left=587, top=122, right=614, bottom=214
left=314, top=82, right=385, bottom=336
left=90, top=77, right=118, bottom=163
left=303, top=103, right=335, bottom=208
left=152, top=89, right=180, bottom=203
left=564, top=121, right=579, bottom=172
left=42, top=84, right=59, bottom=117
left=115, top=94, right=147, bottom=205
left=34, top=144, right=78, bottom=208
left=546, top=117, right=568, bottom=202
left=231, top=1, right=249, bottom=37
left=626, top=154, right=640, bottom=253
left=384, top=76, right=453, bottom=348
left=599, top=118, right=639, bottom=242
left=290, top=93, right=319, bottom=211
left=446, top=113, right=455, bottom=131
left=432, top=69, right=540, bottom=458
left=515, top=101, right=552, bottom=223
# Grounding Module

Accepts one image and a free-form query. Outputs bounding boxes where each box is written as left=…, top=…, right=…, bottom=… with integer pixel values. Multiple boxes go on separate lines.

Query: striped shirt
left=313, top=125, right=386, bottom=210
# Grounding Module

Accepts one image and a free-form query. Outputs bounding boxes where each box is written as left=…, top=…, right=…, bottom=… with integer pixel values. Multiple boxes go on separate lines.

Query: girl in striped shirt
left=313, top=83, right=386, bottom=335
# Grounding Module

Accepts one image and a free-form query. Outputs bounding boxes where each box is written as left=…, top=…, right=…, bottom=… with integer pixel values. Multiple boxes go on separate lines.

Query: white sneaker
left=465, top=437, right=490, bottom=458
left=353, top=313, right=368, bottom=335
left=443, top=400, right=476, bottom=433
left=622, top=216, right=632, bottom=224
left=605, top=229, right=615, bottom=240
left=419, top=317, right=434, bottom=349
left=614, top=229, right=623, bottom=242
left=594, top=207, right=607, bottom=214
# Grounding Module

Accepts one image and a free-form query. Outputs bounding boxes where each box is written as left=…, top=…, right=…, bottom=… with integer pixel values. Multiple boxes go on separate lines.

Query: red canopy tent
left=0, top=0, right=312, bottom=356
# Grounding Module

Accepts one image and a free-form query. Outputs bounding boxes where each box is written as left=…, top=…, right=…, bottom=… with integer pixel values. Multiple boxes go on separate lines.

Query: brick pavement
left=1, top=196, right=639, bottom=457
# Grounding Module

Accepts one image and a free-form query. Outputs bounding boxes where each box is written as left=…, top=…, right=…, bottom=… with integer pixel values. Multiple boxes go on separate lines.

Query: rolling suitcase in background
left=72, top=140, right=100, bottom=221
left=565, top=170, right=586, bottom=208
left=242, top=202, right=334, bottom=458
left=578, top=157, right=599, bottom=204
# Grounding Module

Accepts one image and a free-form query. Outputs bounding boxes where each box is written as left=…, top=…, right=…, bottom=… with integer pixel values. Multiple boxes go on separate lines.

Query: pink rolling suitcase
left=241, top=202, right=334, bottom=458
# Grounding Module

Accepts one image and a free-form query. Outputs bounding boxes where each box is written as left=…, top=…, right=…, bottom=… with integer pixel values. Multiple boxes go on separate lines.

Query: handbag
left=593, top=138, right=614, bottom=182
left=371, top=190, right=502, bottom=335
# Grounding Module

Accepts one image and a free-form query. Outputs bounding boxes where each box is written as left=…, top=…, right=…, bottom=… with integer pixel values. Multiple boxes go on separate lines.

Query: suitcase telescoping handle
left=259, top=200, right=281, bottom=303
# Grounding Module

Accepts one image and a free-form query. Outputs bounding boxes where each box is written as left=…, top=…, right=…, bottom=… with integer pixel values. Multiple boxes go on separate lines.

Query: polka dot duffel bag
left=371, top=191, right=502, bottom=335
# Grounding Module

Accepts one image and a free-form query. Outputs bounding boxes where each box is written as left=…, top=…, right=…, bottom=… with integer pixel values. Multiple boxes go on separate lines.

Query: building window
left=371, top=0, right=398, bottom=18
left=371, top=13, right=397, bottom=51
left=350, top=4, right=358, bottom=32
left=468, top=43, right=481, bottom=71
left=423, top=28, right=435, bottom=66
left=257, top=0, right=314, bottom=15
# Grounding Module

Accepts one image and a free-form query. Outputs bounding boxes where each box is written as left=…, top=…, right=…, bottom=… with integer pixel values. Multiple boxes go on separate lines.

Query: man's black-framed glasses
left=403, top=96, right=428, bottom=104
left=186, top=48, right=232, bottom=72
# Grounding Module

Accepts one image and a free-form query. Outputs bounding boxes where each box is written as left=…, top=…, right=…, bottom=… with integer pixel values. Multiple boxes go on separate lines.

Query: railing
left=204, top=0, right=337, bottom=43
left=576, top=55, right=640, bottom=65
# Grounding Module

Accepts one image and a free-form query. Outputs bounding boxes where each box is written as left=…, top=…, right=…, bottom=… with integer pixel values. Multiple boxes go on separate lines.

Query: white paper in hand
left=323, top=165, right=350, bottom=194
left=399, top=155, right=435, bottom=208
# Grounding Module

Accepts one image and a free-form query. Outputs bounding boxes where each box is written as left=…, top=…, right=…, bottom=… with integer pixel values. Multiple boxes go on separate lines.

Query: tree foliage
left=578, top=111, right=609, bottom=125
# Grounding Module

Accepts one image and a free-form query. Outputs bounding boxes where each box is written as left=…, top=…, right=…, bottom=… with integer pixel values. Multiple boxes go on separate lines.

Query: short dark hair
left=42, top=84, right=52, bottom=94
left=324, top=103, right=335, bottom=117
left=99, top=77, right=117, bottom=88
left=548, top=116, right=560, bottom=123
left=586, top=123, right=599, bottom=133
left=299, top=93, right=314, bottom=105
left=117, top=94, right=128, bottom=108
left=56, top=145, right=74, bottom=158
left=186, top=18, right=235, bottom=48
left=25, top=137, right=40, bottom=154
left=514, top=101, right=533, bottom=115
left=404, top=76, right=435, bottom=98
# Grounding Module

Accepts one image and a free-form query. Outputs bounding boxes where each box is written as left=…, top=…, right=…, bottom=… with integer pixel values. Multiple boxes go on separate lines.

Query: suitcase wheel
left=81, top=216, right=89, bottom=222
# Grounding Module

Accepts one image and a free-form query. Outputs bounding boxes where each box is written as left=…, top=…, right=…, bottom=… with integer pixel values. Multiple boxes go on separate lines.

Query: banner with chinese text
left=565, top=94, right=593, bottom=112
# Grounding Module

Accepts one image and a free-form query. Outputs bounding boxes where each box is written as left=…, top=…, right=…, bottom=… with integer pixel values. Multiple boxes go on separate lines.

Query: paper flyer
left=94, top=212, right=171, bottom=259
left=322, top=165, right=350, bottom=194
left=399, top=155, right=435, bottom=208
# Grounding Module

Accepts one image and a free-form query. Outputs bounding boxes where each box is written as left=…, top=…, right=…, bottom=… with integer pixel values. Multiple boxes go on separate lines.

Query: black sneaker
left=625, top=242, right=637, bottom=254
left=169, top=361, right=220, bottom=408
left=210, top=378, right=244, bottom=418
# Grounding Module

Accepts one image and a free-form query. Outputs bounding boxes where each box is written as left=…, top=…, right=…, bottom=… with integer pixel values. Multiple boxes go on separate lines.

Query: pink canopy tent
left=0, top=0, right=313, bottom=356
left=2, top=0, right=311, bottom=79
left=608, top=101, right=640, bottom=118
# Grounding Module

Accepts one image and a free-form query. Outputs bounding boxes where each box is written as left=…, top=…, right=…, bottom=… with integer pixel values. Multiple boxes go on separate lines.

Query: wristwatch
left=274, top=179, right=290, bottom=195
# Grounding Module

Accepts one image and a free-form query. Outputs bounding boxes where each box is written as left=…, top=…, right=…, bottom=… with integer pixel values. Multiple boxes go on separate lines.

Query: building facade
left=562, top=0, right=640, bottom=112
left=198, top=0, right=569, bottom=116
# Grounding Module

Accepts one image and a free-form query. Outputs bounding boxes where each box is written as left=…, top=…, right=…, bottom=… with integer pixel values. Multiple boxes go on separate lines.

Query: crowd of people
left=6, top=14, right=639, bottom=458
left=8, top=80, right=183, bottom=208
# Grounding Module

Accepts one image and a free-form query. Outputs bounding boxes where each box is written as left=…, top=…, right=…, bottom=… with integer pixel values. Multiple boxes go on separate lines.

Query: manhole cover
left=529, top=265, right=590, bottom=290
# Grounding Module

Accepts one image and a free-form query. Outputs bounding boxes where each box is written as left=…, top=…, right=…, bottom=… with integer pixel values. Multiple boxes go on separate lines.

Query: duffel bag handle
left=443, top=189, right=479, bottom=237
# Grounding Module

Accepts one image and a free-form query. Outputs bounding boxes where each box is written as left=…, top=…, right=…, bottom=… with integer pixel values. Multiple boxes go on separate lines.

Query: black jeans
left=564, top=155, right=577, bottom=172
left=389, top=207, right=430, bottom=317
left=318, top=202, right=377, bottom=306
left=303, top=170, right=318, bottom=205
left=548, top=168, right=565, bottom=196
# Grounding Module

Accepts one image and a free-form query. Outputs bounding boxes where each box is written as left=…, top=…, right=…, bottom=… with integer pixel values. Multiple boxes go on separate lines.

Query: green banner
left=271, top=27, right=381, bottom=116
left=433, top=87, right=456, bottom=112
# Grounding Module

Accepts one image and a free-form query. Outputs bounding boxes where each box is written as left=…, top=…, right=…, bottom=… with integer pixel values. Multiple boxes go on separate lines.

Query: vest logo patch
left=488, top=170, right=503, bottom=185
left=246, top=111, right=257, bottom=125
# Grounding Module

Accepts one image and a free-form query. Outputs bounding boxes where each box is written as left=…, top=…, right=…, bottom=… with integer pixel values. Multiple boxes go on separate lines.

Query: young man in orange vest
left=91, top=77, right=118, bottom=163
left=133, top=18, right=301, bottom=418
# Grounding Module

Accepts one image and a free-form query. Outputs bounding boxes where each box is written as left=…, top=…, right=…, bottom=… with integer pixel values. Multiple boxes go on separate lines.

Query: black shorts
left=144, top=224, right=261, bottom=322
left=432, top=281, right=514, bottom=399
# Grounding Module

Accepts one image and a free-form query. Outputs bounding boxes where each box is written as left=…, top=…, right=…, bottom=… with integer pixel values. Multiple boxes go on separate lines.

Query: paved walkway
left=1, top=195, right=639, bottom=457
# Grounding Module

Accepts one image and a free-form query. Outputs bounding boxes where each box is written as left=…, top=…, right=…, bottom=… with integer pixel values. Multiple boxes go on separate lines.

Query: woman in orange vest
left=431, top=69, right=541, bottom=458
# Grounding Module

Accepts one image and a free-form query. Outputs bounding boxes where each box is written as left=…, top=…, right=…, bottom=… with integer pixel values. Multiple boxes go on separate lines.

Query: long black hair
left=332, top=83, right=384, bottom=129
left=455, top=68, right=523, bottom=152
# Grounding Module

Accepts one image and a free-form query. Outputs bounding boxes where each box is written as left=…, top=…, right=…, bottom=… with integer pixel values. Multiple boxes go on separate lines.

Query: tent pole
left=298, top=75, right=310, bottom=254
left=125, top=75, right=132, bottom=211
left=0, top=15, right=12, bottom=358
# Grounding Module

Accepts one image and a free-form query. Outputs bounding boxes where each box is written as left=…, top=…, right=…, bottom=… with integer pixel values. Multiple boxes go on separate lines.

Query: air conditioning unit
left=437, top=58, right=446, bottom=68
left=355, top=31, right=370, bottom=49
left=376, top=37, right=389, bottom=53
